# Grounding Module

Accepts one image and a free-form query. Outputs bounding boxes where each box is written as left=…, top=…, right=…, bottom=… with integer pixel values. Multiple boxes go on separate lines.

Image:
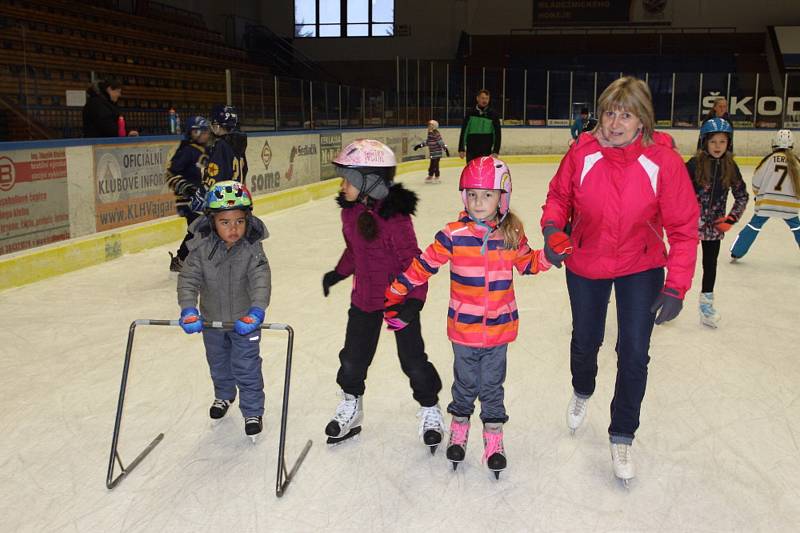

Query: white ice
left=1, top=163, right=798, bottom=532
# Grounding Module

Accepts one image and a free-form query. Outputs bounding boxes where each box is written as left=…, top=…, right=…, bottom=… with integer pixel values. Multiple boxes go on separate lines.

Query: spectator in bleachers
left=82, top=78, right=138, bottom=138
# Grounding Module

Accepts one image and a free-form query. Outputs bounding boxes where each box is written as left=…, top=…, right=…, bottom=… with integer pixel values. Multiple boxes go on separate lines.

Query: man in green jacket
left=458, top=89, right=502, bottom=163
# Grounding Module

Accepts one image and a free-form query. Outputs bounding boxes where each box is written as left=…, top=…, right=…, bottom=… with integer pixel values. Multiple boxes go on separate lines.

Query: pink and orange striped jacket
left=390, top=212, right=550, bottom=347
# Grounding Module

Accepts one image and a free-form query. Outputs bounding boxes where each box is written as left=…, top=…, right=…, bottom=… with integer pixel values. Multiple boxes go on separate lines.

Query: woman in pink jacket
left=541, top=77, right=699, bottom=486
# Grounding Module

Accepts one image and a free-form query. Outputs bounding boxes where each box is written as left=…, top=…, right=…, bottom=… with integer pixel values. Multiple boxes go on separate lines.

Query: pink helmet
left=333, top=139, right=397, bottom=168
left=459, top=156, right=512, bottom=216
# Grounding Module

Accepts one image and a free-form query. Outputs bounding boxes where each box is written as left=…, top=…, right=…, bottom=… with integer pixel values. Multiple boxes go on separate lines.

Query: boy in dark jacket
left=458, top=89, right=502, bottom=162
left=321, top=140, right=444, bottom=452
left=166, top=115, right=210, bottom=272
left=177, top=181, right=271, bottom=440
left=205, top=105, right=248, bottom=188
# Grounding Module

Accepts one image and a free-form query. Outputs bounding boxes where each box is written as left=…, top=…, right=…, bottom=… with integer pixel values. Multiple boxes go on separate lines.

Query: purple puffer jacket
left=334, top=183, right=427, bottom=312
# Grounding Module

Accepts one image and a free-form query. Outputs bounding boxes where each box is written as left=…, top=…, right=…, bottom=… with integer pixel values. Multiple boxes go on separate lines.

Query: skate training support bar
left=106, top=320, right=313, bottom=497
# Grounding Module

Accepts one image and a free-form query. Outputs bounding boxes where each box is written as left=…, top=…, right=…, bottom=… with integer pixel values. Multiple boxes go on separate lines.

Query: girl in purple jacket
left=321, top=140, right=445, bottom=451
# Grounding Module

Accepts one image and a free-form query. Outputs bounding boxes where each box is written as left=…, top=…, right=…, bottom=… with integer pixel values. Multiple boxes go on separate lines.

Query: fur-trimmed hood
left=336, top=182, right=419, bottom=219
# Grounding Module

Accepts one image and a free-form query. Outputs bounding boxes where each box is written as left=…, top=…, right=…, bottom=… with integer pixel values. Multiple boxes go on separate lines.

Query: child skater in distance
left=320, top=139, right=445, bottom=451
left=730, top=129, right=800, bottom=260
left=413, top=119, right=449, bottom=184
left=687, top=118, right=748, bottom=328
left=177, top=181, right=271, bottom=441
left=385, top=156, right=570, bottom=478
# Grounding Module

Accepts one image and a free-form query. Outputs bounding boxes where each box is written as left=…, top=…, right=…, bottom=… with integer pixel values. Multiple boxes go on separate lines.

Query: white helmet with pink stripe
left=333, top=139, right=397, bottom=168
left=459, top=156, right=512, bottom=217
left=333, top=139, right=397, bottom=200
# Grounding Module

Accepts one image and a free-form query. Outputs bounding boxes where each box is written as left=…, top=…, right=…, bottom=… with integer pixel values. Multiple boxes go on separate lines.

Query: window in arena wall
left=295, top=0, right=394, bottom=38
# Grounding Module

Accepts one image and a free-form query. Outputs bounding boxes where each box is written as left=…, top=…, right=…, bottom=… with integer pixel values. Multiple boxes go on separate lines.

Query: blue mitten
left=235, top=307, right=265, bottom=335
left=179, top=307, right=203, bottom=334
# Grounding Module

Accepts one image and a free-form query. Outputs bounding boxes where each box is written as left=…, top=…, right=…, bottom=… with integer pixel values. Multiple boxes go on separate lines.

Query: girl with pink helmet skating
left=385, top=156, right=572, bottom=478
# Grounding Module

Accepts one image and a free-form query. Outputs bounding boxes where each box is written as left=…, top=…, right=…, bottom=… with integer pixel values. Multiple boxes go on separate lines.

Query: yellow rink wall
left=0, top=129, right=767, bottom=293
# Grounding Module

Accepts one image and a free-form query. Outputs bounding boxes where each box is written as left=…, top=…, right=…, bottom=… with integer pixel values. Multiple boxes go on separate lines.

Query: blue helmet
left=700, top=117, right=732, bottom=139
left=186, top=115, right=209, bottom=131
left=211, top=105, right=239, bottom=130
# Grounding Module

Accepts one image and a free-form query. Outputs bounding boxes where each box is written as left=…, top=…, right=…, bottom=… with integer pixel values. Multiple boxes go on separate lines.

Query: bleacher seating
left=0, top=0, right=267, bottom=140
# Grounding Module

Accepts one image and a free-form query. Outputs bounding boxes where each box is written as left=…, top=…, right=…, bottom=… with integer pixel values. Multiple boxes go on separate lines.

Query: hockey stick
left=106, top=319, right=312, bottom=497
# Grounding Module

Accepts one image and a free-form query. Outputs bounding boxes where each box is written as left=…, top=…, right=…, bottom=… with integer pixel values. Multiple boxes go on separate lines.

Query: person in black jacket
left=458, top=89, right=502, bottom=163
left=82, top=78, right=138, bottom=138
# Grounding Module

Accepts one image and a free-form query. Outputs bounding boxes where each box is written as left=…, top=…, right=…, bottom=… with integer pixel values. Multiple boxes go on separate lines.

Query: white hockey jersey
left=752, top=150, right=800, bottom=218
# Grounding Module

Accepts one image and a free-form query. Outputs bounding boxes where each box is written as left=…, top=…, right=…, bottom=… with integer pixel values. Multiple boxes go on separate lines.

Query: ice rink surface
left=1, top=163, right=799, bottom=532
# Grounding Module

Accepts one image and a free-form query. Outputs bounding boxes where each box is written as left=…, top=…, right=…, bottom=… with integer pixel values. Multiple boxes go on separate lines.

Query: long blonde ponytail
left=499, top=211, right=524, bottom=250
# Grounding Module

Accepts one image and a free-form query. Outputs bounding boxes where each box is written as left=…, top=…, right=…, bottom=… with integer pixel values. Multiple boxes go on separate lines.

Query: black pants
left=427, top=158, right=441, bottom=177
left=336, top=304, right=442, bottom=407
left=466, top=151, right=491, bottom=163
left=176, top=206, right=201, bottom=261
left=701, top=240, right=721, bottom=293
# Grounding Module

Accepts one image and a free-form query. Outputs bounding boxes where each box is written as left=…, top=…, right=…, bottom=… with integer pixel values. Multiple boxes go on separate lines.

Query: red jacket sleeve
left=334, top=214, right=355, bottom=277
left=390, top=214, right=428, bottom=302
left=658, top=153, right=700, bottom=299
left=541, top=148, right=577, bottom=230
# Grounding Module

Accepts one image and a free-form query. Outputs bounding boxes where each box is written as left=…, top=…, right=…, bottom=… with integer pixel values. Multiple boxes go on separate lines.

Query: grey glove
left=650, top=287, right=683, bottom=325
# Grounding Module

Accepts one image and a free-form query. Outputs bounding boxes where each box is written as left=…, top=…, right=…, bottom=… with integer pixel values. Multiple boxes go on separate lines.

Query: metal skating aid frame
left=106, top=319, right=313, bottom=497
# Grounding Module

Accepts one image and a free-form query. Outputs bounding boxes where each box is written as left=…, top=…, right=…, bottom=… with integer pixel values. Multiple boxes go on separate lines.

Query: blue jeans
left=730, top=214, right=800, bottom=258
left=448, top=343, right=509, bottom=423
left=202, top=329, right=265, bottom=417
left=566, top=267, right=664, bottom=444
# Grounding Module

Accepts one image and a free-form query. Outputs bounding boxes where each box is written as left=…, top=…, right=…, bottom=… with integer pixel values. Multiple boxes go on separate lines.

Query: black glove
left=650, top=287, right=683, bottom=325
left=444, top=146, right=450, bottom=157
left=384, top=298, right=424, bottom=330
left=322, top=270, right=346, bottom=297
left=413, top=142, right=425, bottom=151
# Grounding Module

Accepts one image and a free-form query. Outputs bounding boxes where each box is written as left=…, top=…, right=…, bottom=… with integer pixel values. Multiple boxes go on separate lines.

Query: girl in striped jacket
left=385, top=156, right=570, bottom=478
left=413, top=120, right=449, bottom=184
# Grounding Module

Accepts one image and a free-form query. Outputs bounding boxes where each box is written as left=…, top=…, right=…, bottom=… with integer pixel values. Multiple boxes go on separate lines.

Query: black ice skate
left=245, top=416, right=263, bottom=442
left=209, top=399, right=232, bottom=419
left=325, top=393, right=363, bottom=445
left=482, top=423, right=506, bottom=480
left=446, top=416, right=470, bottom=470
left=418, top=405, right=445, bottom=455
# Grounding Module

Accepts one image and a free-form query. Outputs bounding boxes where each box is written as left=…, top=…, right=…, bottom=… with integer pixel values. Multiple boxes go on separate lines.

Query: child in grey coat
left=177, top=180, right=271, bottom=438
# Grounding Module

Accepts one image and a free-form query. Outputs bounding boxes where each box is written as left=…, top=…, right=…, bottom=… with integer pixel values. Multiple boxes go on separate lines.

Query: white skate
left=610, top=442, right=635, bottom=488
left=325, top=393, right=363, bottom=445
left=699, top=292, right=721, bottom=328
left=418, top=404, right=445, bottom=454
left=566, top=393, right=589, bottom=434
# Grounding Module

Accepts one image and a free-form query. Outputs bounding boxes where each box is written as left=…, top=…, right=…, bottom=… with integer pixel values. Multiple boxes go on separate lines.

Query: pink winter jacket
left=541, top=131, right=699, bottom=298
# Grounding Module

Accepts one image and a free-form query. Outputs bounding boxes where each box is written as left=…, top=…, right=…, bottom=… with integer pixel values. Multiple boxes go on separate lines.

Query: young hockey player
left=204, top=105, right=248, bottom=188
left=177, top=181, right=270, bottom=441
left=687, top=117, right=748, bottom=328
left=166, top=115, right=210, bottom=272
left=321, top=139, right=445, bottom=451
left=413, top=119, right=449, bottom=183
left=730, top=129, right=800, bottom=260
left=386, top=157, right=565, bottom=478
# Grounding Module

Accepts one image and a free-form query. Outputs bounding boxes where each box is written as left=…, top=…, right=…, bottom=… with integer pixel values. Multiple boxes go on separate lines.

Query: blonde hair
left=498, top=211, right=524, bottom=250
left=596, top=76, right=655, bottom=145
left=781, top=148, right=800, bottom=200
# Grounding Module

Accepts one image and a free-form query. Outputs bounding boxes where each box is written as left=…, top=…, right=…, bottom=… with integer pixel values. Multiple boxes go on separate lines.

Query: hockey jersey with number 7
left=752, top=149, right=800, bottom=219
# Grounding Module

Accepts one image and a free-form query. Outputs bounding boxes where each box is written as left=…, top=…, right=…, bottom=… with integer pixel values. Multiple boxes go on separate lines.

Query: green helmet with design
left=205, top=181, right=253, bottom=212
